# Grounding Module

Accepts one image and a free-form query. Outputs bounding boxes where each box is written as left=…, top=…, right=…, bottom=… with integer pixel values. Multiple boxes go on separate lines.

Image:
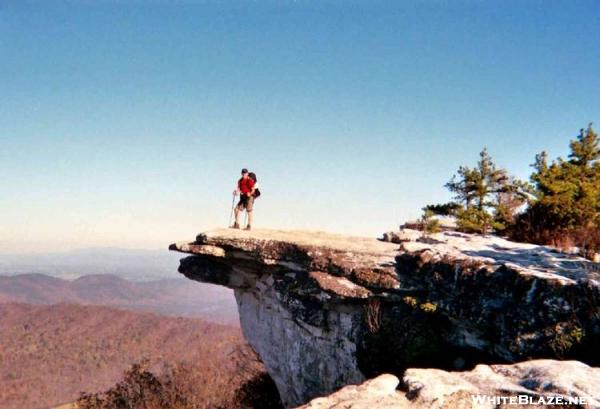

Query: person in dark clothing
left=232, top=168, right=256, bottom=230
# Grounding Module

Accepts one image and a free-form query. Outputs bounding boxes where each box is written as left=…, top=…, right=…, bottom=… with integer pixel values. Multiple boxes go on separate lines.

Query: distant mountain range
left=0, top=247, right=183, bottom=281
left=0, top=273, right=239, bottom=324
left=0, top=249, right=247, bottom=408
left=0, top=303, right=243, bottom=409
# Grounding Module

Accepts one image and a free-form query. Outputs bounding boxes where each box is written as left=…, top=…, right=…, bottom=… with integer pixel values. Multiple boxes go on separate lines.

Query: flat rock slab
left=171, top=228, right=402, bottom=294
left=196, top=228, right=400, bottom=254
left=397, top=230, right=599, bottom=285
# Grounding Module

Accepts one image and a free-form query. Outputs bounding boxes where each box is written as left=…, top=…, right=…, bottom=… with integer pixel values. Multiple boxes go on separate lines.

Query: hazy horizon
left=2, top=1, right=599, bottom=252
left=0, top=245, right=185, bottom=281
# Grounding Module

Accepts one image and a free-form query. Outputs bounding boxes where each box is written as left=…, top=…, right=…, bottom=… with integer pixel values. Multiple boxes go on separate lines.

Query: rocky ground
left=170, top=228, right=599, bottom=407
left=298, top=360, right=600, bottom=409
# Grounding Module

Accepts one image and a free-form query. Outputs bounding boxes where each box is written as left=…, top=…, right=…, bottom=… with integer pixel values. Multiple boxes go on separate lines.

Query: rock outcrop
left=169, top=228, right=599, bottom=407
left=298, top=373, right=408, bottom=409
left=299, top=360, right=600, bottom=409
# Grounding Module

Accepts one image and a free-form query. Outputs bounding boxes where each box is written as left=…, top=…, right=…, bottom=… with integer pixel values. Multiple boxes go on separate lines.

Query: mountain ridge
left=0, top=273, right=238, bottom=323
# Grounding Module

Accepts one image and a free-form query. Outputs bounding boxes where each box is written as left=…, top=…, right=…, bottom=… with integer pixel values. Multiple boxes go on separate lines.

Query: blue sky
left=1, top=0, right=599, bottom=251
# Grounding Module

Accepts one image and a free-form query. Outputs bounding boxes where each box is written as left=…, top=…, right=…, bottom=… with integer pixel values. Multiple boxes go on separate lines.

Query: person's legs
left=233, top=206, right=241, bottom=227
left=246, top=210, right=253, bottom=229
left=244, top=197, right=254, bottom=230
left=233, top=197, right=245, bottom=228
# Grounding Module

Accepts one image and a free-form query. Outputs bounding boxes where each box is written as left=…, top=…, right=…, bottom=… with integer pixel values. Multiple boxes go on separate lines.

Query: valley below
left=0, top=272, right=262, bottom=409
left=0, top=303, right=244, bottom=409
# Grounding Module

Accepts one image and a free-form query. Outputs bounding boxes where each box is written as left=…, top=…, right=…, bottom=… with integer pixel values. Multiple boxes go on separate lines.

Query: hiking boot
left=244, top=225, right=251, bottom=231
left=231, top=222, right=240, bottom=229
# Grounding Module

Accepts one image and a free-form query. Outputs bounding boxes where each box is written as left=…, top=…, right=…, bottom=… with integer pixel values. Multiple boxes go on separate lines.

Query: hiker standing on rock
left=232, top=168, right=256, bottom=230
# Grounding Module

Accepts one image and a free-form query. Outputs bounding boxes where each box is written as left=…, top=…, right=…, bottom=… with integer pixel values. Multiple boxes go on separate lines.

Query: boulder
left=298, top=360, right=600, bottom=409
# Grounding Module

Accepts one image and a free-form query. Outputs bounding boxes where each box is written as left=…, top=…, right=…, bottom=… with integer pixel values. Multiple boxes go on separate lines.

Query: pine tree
left=515, top=124, right=600, bottom=257
left=569, top=124, right=600, bottom=168
left=568, top=124, right=600, bottom=228
left=420, top=208, right=441, bottom=235
left=446, top=148, right=527, bottom=235
left=529, top=124, right=599, bottom=229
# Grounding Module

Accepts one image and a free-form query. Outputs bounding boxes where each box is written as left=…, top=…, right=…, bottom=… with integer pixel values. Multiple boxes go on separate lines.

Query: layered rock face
left=170, top=228, right=599, bottom=407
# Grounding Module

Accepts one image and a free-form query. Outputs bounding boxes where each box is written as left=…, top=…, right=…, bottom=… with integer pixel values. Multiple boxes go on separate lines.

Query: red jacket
left=238, top=177, right=255, bottom=195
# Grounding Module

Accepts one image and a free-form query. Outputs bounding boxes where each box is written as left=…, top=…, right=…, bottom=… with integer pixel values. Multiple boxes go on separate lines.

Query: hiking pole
left=229, top=194, right=236, bottom=227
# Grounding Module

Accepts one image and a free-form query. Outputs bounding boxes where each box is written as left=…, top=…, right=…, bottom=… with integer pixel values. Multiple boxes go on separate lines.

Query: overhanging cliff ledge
left=169, top=228, right=599, bottom=407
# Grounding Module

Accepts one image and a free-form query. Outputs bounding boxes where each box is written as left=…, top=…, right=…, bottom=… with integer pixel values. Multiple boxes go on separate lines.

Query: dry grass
left=364, top=298, right=382, bottom=333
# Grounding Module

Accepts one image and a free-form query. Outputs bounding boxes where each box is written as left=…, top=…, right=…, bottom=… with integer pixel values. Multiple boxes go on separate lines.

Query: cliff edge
left=170, top=228, right=599, bottom=407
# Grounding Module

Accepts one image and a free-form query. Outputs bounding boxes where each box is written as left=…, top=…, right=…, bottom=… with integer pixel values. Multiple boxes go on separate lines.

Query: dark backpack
left=249, top=172, right=261, bottom=198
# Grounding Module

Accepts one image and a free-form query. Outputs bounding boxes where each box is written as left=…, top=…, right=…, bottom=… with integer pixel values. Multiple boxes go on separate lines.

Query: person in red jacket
left=232, top=168, right=256, bottom=230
